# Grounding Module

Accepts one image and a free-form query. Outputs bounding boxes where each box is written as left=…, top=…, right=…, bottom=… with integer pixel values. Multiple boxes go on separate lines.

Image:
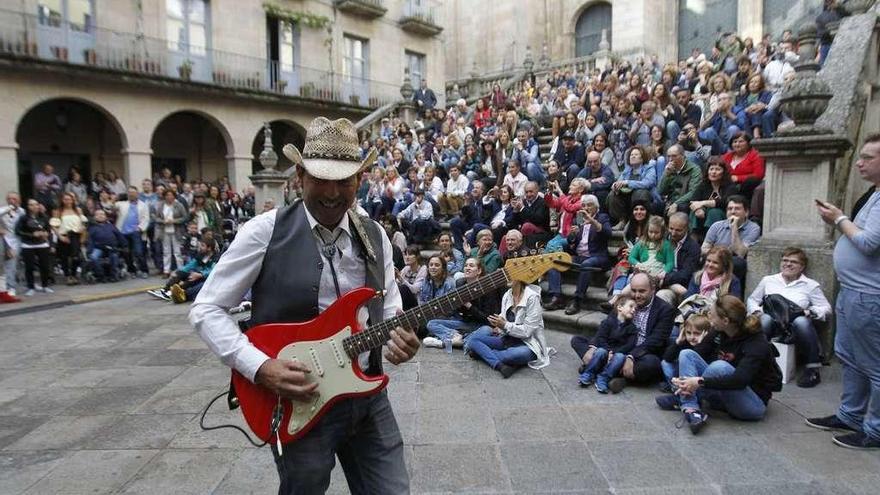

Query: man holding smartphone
left=807, top=133, right=880, bottom=450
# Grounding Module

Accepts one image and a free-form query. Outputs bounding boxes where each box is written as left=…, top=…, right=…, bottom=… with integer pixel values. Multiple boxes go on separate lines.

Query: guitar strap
left=347, top=208, right=385, bottom=377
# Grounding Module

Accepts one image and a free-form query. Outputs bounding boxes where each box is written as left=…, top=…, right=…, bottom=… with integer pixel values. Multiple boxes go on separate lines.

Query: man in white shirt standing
left=190, top=117, right=419, bottom=493
left=0, top=191, right=24, bottom=302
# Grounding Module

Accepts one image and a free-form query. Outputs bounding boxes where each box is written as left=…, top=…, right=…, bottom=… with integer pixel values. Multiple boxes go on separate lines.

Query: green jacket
left=658, top=159, right=703, bottom=206
left=470, top=246, right=502, bottom=274
left=628, top=238, right=675, bottom=274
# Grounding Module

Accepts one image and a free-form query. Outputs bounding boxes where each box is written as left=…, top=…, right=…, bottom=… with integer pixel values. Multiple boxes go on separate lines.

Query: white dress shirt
left=746, top=273, right=832, bottom=321
left=503, top=172, right=528, bottom=198
left=446, top=175, right=470, bottom=196
left=190, top=205, right=402, bottom=382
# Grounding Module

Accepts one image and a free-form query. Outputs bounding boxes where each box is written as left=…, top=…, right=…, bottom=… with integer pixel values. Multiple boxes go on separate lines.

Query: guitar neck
left=342, top=268, right=510, bottom=358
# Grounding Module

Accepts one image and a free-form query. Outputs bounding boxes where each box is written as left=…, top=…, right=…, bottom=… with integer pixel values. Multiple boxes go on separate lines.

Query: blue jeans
left=761, top=108, right=778, bottom=138
left=391, top=196, right=411, bottom=216
left=760, top=314, right=821, bottom=366
left=523, top=161, right=546, bottom=186
left=699, top=126, right=741, bottom=155
left=271, top=390, right=408, bottom=494
left=661, top=359, right=677, bottom=384
left=426, top=318, right=477, bottom=340
left=122, top=232, right=147, bottom=273
left=677, top=349, right=767, bottom=420
left=547, top=255, right=609, bottom=298
left=467, top=325, right=536, bottom=369
left=88, top=248, right=120, bottom=279
left=834, top=288, right=880, bottom=441
left=666, top=121, right=681, bottom=143
left=583, top=347, right=627, bottom=380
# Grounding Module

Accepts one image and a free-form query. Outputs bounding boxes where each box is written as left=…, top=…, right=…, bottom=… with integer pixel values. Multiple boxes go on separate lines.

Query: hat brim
left=282, top=145, right=377, bottom=181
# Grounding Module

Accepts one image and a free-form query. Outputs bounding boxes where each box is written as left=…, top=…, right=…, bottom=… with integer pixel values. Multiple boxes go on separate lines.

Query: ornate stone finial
left=539, top=42, right=550, bottom=68
left=598, top=29, right=610, bottom=52
left=258, top=122, right=279, bottom=172
left=400, top=68, right=414, bottom=100
left=777, top=23, right=833, bottom=135
left=523, top=45, right=534, bottom=72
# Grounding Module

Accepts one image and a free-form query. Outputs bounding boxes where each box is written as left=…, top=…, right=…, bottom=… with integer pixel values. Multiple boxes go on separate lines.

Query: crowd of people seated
left=0, top=28, right=848, bottom=436
left=356, top=28, right=839, bottom=424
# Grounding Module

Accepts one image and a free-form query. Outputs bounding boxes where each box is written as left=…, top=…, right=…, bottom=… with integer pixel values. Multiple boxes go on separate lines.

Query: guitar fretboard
left=341, top=268, right=510, bottom=358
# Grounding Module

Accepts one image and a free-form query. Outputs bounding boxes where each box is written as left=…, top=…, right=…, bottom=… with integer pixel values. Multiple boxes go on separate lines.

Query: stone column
left=249, top=122, right=287, bottom=210
left=737, top=0, right=764, bottom=42
left=398, top=68, right=418, bottom=123
left=594, top=30, right=612, bottom=72
left=747, top=24, right=851, bottom=349
left=0, top=143, right=19, bottom=195
left=123, top=149, right=152, bottom=186
left=226, top=154, right=253, bottom=193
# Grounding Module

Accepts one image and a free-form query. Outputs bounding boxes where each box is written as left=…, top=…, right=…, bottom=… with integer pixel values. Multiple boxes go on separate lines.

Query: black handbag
left=762, top=294, right=806, bottom=344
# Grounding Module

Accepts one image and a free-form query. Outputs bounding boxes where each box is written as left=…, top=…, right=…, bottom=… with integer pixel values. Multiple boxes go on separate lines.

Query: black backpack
left=762, top=294, right=806, bottom=345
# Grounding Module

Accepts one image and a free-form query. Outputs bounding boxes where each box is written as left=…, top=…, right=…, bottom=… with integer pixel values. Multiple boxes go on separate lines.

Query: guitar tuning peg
left=530, top=249, right=538, bottom=255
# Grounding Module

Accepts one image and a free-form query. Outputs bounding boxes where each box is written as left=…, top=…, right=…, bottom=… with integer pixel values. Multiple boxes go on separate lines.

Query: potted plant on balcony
left=178, top=59, right=193, bottom=80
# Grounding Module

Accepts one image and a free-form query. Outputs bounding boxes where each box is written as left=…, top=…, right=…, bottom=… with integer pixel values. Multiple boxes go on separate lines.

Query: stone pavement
left=0, top=277, right=161, bottom=317
left=1, top=294, right=879, bottom=494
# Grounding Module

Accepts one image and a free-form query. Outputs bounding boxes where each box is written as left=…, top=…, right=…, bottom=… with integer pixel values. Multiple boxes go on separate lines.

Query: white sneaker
left=451, top=332, right=464, bottom=348
left=43, top=287, right=54, bottom=294
left=24, top=289, right=35, bottom=297
left=422, top=336, right=444, bottom=348
left=7, top=289, right=15, bottom=297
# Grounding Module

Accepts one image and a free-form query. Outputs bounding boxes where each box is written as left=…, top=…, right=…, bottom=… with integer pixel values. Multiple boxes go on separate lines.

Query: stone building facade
left=444, top=0, right=824, bottom=81
left=0, top=0, right=444, bottom=196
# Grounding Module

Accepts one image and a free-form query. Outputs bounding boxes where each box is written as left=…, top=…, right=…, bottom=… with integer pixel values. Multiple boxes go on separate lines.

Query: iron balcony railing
left=0, top=8, right=401, bottom=108
left=401, top=0, right=439, bottom=25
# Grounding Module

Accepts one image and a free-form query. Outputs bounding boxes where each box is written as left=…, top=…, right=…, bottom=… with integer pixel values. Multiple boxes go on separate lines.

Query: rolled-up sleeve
left=189, top=211, right=275, bottom=382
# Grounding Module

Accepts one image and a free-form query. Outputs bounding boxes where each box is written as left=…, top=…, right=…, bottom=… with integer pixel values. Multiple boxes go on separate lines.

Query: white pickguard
left=276, top=326, right=384, bottom=436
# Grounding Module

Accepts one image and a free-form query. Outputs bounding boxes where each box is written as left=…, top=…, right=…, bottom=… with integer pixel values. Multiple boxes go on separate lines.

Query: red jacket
left=474, top=108, right=492, bottom=131
left=723, top=148, right=765, bottom=183
left=544, top=192, right=582, bottom=236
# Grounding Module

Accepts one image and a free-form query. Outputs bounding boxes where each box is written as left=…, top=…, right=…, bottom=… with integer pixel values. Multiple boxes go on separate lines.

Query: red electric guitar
left=231, top=251, right=572, bottom=445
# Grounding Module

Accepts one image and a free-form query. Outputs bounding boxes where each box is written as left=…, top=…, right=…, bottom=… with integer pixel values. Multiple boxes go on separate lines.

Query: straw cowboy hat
left=282, top=117, right=377, bottom=181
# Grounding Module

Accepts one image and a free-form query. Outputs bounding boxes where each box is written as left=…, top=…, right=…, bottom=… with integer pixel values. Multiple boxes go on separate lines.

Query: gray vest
left=249, top=201, right=386, bottom=374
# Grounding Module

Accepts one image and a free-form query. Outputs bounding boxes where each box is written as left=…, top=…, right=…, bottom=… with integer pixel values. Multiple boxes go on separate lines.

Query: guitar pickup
left=329, top=336, right=346, bottom=367
left=308, top=348, right=324, bottom=377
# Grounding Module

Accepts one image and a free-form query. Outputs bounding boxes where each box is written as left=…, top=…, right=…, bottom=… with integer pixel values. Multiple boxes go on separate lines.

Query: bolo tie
left=316, top=228, right=344, bottom=298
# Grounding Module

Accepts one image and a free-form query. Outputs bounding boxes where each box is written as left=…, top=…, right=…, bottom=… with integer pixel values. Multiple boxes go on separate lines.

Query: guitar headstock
left=503, top=251, right=573, bottom=283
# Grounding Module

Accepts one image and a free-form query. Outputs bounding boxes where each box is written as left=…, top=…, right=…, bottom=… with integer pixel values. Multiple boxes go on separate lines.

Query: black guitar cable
left=199, top=391, right=267, bottom=448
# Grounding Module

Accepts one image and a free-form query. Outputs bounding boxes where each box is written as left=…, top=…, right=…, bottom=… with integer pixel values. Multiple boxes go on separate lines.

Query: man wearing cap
left=190, top=117, right=419, bottom=493
left=552, top=129, right=586, bottom=180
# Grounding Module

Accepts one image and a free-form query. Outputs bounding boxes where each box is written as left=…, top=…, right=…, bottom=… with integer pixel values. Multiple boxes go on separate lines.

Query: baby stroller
left=82, top=246, right=125, bottom=284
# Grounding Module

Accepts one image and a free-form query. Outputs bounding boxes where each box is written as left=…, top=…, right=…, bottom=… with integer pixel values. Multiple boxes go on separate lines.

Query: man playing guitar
left=190, top=117, right=419, bottom=494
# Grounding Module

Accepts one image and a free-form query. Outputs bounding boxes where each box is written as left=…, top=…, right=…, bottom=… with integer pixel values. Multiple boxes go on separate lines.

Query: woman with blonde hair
left=659, top=295, right=782, bottom=434
left=685, top=246, right=742, bottom=299
left=51, top=191, right=88, bottom=285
